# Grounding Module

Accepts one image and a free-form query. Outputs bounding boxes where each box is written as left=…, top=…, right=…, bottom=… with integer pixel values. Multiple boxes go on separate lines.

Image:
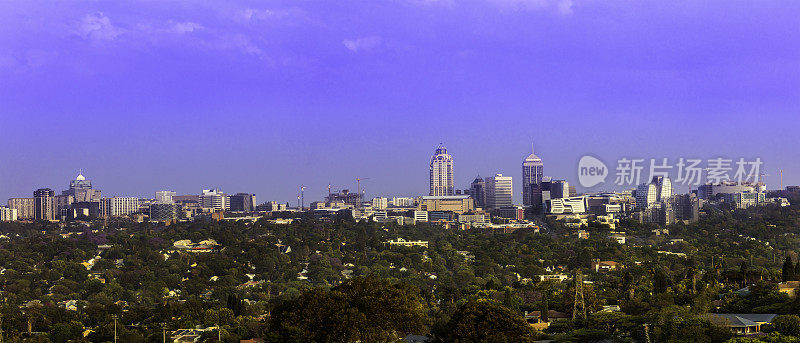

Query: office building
left=485, top=174, right=513, bottom=210
left=550, top=180, right=570, bottom=199
left=468, top=176, right=486, bottom=208
left=150, top=202, right=181, bottom=222
left=547, top=196, right=587, bottom=214
left=62, top=172, right=101, bottom=203
left=199, top=189, right=228, bottom=211
left=429, top=145, right=454, bottom=196
left=34, top=188, right=55, bottom=221
left=0, top=207, right=17, bottom=222
left=651, top=176, right=673, bottom=201
left=522, top=149, right=544, bottom=207
left=7, top=198, right=35, bottom=219
left=418, top=195, right=475, bottom=214
left=673, top=193, right=700, bottom=223
left=155, top=191, right=177, bottom=203
left=230, top=193, right=257, bottom=212
left=102, top=197, right=140, bottom=217
left=636, top=183, right=658, bottom=209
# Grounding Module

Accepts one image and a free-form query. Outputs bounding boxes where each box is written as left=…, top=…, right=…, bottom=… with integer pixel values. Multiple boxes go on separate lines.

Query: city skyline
left=1, top=1, right=798, bottom=204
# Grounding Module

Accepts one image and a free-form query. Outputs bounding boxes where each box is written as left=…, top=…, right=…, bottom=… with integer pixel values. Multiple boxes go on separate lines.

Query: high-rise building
left=155, top=191, right=177, bottom=203
left=550, top=180, right=570, bottom=199
left=102, top=197, right=140, bottom=217
left=469, top=176, right=485, bottom=208
left=62, top=172, right=101, bottom=202
left=522, top=149, right=543, bottom=207
left=636, top=183, right=657, bottom=209
left=230, top=193, right=257, bottom=212
left=371, top=197, right=388, bottom=210
left=34, top=188, right=55, bottom=221
left=429, top=145, right=454, bottom=196
left=485, top=174, right=513, bottom=210
left=672, top=193, right=700, bottom=223
left=199, top=189, right=228, bottom=211
left=651, top=176, right=673, bottom=201
left=7, top=198, right=35, bottom=219
left=0, top=207, right=17, bottom=222
left=636, top=176, right=673, bottom=209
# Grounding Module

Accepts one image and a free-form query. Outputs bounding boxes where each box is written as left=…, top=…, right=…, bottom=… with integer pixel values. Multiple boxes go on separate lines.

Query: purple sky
left=1, top=1, right=798, bottom=204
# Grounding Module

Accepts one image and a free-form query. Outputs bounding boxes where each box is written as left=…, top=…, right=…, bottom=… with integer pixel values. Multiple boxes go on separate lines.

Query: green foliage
left=436, top=299, right=537, bottom=343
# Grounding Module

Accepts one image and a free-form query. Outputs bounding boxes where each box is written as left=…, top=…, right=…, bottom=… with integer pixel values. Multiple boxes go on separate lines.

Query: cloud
left=75, top=12, right=124, bottom=40
left=343, top=36, right=382, bottom=53
left=169, top=22, right=203, bottom=34
left=489, top=0, right=574, bottom=14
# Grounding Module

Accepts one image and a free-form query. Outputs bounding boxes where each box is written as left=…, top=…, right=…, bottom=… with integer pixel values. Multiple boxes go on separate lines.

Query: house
left=386, top=238, right=428, bottom=248
left=591, top=259, right=620, bottom=272
left=525, top=310, right=570, bottom=330
left=703, top=313, right=777, bottom=335
left=778, top=281, right=800, bottom=298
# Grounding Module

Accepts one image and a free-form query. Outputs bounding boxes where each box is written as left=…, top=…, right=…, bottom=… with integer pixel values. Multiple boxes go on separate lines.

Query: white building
left=414, top=210, right=429, bottom=222
left=522, top=149, right=544, bottom=207
left=155, top=191, right=176, bottom=204
left=547, top=196, right=587, bottom=214
left=429, top=145, right=454, bottom=196
left=485, top=174, right=513, bottom=210
left=371, top=197, right=388, bottom=210
left=200, top=189, right=228, bottom=211
left=102, top=197, right=140, bottom=217
left=391, top=197, right=415, bottom=207
left=0, top=207, right=17, bottom=222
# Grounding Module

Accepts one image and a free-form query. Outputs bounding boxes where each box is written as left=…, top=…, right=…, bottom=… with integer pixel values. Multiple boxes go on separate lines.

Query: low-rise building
left=386, top=238, right=428, bottom=248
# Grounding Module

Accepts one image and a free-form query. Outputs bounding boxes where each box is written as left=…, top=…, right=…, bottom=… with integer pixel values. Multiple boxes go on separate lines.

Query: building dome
left=76, top=173, right=86, bottom=181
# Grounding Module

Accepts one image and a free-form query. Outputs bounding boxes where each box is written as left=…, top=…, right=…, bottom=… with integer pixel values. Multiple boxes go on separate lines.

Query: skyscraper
left=469, top=176, right=485, bottom=208
left=485, top=174, right=513, bottom=210
left=62, top=171, right=101, bottom=202
left=429, top=145, right=454, bottom=196
left=522, top=148, right=543, bottom=207
left=34, top=188, right=55, bottom=221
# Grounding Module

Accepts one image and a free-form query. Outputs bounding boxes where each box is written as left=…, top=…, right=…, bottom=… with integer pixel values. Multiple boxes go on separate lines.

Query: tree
left=437, top=300, right=536, bottom=343
left=770, top=315, right=800, bottom=337
left=783, top=257, right=794, bottom=283
left=268, top=277, right=429, bottom=343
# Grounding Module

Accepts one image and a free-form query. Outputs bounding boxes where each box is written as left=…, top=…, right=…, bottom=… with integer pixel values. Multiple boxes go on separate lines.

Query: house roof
left=704, top=313, right=778, bottom=327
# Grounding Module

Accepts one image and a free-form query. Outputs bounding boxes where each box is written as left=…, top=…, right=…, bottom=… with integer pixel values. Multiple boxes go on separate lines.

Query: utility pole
left=573, top=271, right=586, bottom=320
left=162, top=323, right=167, bottom=343
left=112, top=314, right=118, bottom=343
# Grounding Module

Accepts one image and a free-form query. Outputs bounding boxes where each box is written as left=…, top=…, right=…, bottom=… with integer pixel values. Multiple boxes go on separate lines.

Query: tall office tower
left=62, top=172, right=101, bottom=202
left=34, top=188, right=55, bottom=221
left=7, top=198, right=35, bottom=219
left=102, top=197, right=140, bottom=217
left=550, top=180, right=570, bottom=199
left=155, top=191, right=177, bottom=204
left=429, top=145, right=454, bottom=196
left=651, top=176, right=673, bottom=201
left=522, top=149, right=544, bottom=207
left=485, top=174, right=513, bottom=210
left=636, top=183, right=658, bottom=209
left=230, top=193, right=257, bottom=212
left=469, top=176, right=486, bottom=208
left=200, top=189, right=229, bottom=211
left=672, top=193, right=700, bottom=223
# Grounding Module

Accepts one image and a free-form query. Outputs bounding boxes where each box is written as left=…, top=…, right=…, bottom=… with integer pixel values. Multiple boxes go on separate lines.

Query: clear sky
left=1, top=1, right=798, bottom=204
